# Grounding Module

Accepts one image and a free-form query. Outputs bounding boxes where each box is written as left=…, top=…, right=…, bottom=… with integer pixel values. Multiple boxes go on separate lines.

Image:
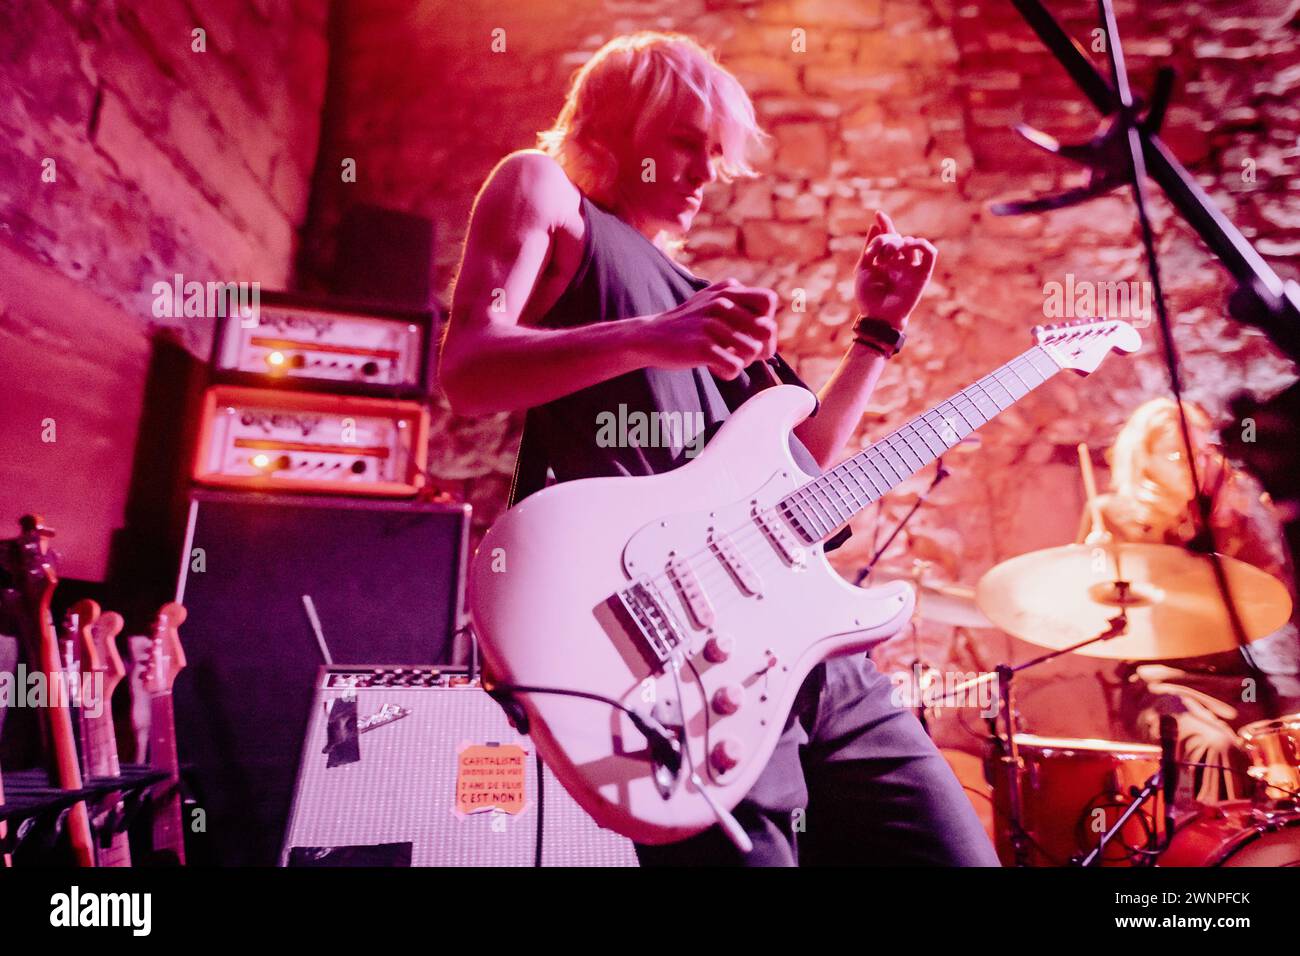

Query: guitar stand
left=978, top=610, right=1132, bottom=867
left=0, top=764, right=168, bottom=864
left=94, top=786, right=149, bottom=850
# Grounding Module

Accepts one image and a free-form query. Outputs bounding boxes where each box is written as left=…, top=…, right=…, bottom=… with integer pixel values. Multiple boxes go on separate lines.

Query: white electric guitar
left=469, top=317, right=1141, bottom=845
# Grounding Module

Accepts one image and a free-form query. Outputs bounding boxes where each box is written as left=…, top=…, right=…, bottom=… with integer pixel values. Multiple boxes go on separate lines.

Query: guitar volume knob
left=702, top=633, right=734, bottom=663
left=710, top=738, right=742, bottom=773
left=711, top=684, right=745, bottom=715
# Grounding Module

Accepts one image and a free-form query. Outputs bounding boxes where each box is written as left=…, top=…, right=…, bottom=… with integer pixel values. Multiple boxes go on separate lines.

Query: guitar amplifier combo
left=173, top=491, right=472, bottom=865
left=281, top=666, right=638, bottom=867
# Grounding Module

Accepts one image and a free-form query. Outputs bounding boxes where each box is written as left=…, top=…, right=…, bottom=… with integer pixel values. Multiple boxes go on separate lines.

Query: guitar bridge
left=617, top=579, right=686, bottom=666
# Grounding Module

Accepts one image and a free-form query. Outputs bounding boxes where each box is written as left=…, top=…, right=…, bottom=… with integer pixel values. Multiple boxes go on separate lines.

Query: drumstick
left=1077, top=442, right=1107, bottom=544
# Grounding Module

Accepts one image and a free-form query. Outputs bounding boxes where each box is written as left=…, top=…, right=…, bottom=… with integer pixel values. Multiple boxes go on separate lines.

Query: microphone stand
left=854, top=459, right=951, bottom=737
left=999, top=0, right=1279, bottom=718
left=855, top=458, right=950, bottom=586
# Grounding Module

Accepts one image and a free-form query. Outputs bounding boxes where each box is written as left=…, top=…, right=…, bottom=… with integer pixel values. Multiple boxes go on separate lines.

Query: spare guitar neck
left=77, top=607, right=131, bottom=867
left=7, top=516, right=96, bottom=866
left=133, top=602, right=189, bottom=865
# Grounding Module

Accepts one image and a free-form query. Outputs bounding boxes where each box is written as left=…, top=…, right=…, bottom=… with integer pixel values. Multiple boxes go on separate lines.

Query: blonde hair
left=537, top=32, right=768, bottom=212
left=1107, top=397, right=1213, bottom=512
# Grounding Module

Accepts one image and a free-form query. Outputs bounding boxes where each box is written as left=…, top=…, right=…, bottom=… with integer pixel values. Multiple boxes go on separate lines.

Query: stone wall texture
left=301, top=0, right=1299, bottom=732
left=0, top=0, right=328, bottom=577
left=2, top=0, right=1297, bottom=730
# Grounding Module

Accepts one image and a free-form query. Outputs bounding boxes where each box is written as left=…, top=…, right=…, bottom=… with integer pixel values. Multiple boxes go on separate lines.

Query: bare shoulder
left=479, top=149, right=582, bottom=233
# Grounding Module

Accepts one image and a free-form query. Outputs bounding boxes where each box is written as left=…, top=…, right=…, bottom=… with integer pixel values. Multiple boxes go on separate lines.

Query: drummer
left=1078, top=397, right=1300, bottom=802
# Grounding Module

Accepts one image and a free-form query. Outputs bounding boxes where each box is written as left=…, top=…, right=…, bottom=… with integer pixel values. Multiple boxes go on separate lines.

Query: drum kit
left=908, top=538, right=1300, bottom=867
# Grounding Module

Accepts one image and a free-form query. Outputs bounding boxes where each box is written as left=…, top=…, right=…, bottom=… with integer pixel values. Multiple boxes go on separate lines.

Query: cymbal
left=916, top=580, right=992, bottom=629
left=975, top=543, right=1293, bottom=660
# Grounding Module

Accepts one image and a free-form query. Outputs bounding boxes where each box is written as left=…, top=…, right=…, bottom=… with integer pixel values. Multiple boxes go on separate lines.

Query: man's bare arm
left=439, top=152, right=778, bottom=416
left=439, top=153, right=654, bottom=416
left=793, top=345, right=889, bottom=470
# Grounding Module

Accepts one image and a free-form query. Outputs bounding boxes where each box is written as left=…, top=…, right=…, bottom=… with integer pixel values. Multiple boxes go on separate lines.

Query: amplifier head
left=193, top=386, right=429, bottom=498
left=211, top=292, right=433, bottom=397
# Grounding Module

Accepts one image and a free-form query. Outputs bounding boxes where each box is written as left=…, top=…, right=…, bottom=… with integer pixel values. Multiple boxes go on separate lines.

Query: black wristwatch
left=852, top=315, right=906, bottom=357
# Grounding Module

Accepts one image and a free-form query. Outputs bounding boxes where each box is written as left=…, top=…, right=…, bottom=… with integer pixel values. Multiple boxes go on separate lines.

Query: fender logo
left=358, top=702, right=410, bottom=733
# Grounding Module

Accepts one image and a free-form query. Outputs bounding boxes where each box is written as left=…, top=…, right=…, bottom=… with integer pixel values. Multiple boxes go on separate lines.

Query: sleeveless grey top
left=511, top=192, right=825, bottom=502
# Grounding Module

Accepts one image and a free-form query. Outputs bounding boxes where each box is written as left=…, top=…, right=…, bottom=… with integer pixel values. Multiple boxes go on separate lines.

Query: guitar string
left=625, top=350, right=1059, bottom=607
left=629, top=351, right=1052, bottom=604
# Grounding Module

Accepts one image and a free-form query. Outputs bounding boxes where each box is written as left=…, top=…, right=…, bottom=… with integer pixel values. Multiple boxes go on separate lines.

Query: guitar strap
left=505, top=354, right=798, bottom=509
left=505, top=354, right=849, bottom=541
left=506, top=407, right=550, bottom=509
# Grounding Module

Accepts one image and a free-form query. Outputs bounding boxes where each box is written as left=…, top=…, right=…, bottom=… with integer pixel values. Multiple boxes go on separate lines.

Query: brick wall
left=2, top=1, right=1295, bottom=732
left=0, top=0, right=328, bottom=577
left=304, top=0, right=1298, bottom=734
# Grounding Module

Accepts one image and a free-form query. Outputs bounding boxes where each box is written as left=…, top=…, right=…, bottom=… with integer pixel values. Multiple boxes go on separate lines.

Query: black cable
left=486, top=681, right=653, bottom=724
left=1094, top=0, right=1276, bottom=718
left=484, top=681, right=644, bottom=868
left=484, top=680, right=683, bottom=785
left=533, top=749, right=544, bottom=867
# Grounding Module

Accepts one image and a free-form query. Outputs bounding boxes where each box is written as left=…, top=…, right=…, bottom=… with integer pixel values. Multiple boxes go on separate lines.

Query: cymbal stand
left=942, top=609, right=1132, bottom=866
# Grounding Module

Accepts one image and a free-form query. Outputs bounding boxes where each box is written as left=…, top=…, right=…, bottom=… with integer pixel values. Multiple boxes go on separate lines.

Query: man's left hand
left=853, top=211, right=937, bottom=330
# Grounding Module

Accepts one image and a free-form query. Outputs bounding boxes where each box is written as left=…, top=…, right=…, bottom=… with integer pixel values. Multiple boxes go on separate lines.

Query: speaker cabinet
left=282, top=667, right=637, bottom=866
left=173, top=491, right=470, bottom=865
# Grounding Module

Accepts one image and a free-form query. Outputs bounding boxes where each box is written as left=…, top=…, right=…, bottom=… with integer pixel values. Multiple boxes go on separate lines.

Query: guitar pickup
left=709, top=530, right=762, bottom=596
left=667, top=555, right=715, bottom=629
left=754, top=507, right=806, bottom=569
left=617, top=579, right=687, bottom=666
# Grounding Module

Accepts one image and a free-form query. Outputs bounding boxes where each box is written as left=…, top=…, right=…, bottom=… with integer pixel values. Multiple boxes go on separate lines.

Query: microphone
left=1159, top=713, right=1178, bottom=837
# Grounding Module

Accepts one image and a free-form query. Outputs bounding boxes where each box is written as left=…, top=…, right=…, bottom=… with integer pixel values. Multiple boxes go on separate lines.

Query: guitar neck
left=84, top=704, right=131, bottom=867
left=0, top=759, right=9, bottom=867
left=83, top=708, right=123, bottom=778
left=781, top=344, right=1062, bottom=541
left=149, top=690, right=186, bottom=864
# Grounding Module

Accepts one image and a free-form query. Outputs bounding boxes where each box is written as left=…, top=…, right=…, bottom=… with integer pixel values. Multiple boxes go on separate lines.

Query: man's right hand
left=640, top=278, right=780, bottom=380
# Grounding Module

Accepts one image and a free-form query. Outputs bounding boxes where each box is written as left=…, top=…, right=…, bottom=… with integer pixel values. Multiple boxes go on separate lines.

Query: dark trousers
left=635, top=653, right=1001, bottom=866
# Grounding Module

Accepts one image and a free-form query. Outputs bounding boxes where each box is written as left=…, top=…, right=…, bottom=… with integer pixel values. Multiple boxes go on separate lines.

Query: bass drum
left=1160, top=801, right=1300, bottom=867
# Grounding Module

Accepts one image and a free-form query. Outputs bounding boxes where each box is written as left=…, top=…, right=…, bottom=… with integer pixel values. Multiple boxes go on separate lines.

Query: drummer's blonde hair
left=536, top=32, right=768, bottom=212
left=1107, top=397, right=1212, bottom=505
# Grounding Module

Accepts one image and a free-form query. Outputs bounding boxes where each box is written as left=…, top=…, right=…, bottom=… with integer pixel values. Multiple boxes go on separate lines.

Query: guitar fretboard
left=149, top=690, right=186, bottom=865
left=779, top=345, right=1061, bottom=541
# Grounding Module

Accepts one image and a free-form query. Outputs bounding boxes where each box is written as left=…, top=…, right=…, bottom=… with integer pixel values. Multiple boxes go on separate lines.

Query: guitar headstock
left=62, top=597, right=100, bottom=666
left=1033, top=318, right=1142, bottom=375
left=84, top=609, right=126, bottom=699
left=4, top=514, right=59, bottom=609
left=141, top=602, right=188, bottom=695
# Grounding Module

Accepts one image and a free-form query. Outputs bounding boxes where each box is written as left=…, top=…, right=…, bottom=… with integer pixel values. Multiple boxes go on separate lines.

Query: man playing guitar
left=440, top=31, right=998, bottom=865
